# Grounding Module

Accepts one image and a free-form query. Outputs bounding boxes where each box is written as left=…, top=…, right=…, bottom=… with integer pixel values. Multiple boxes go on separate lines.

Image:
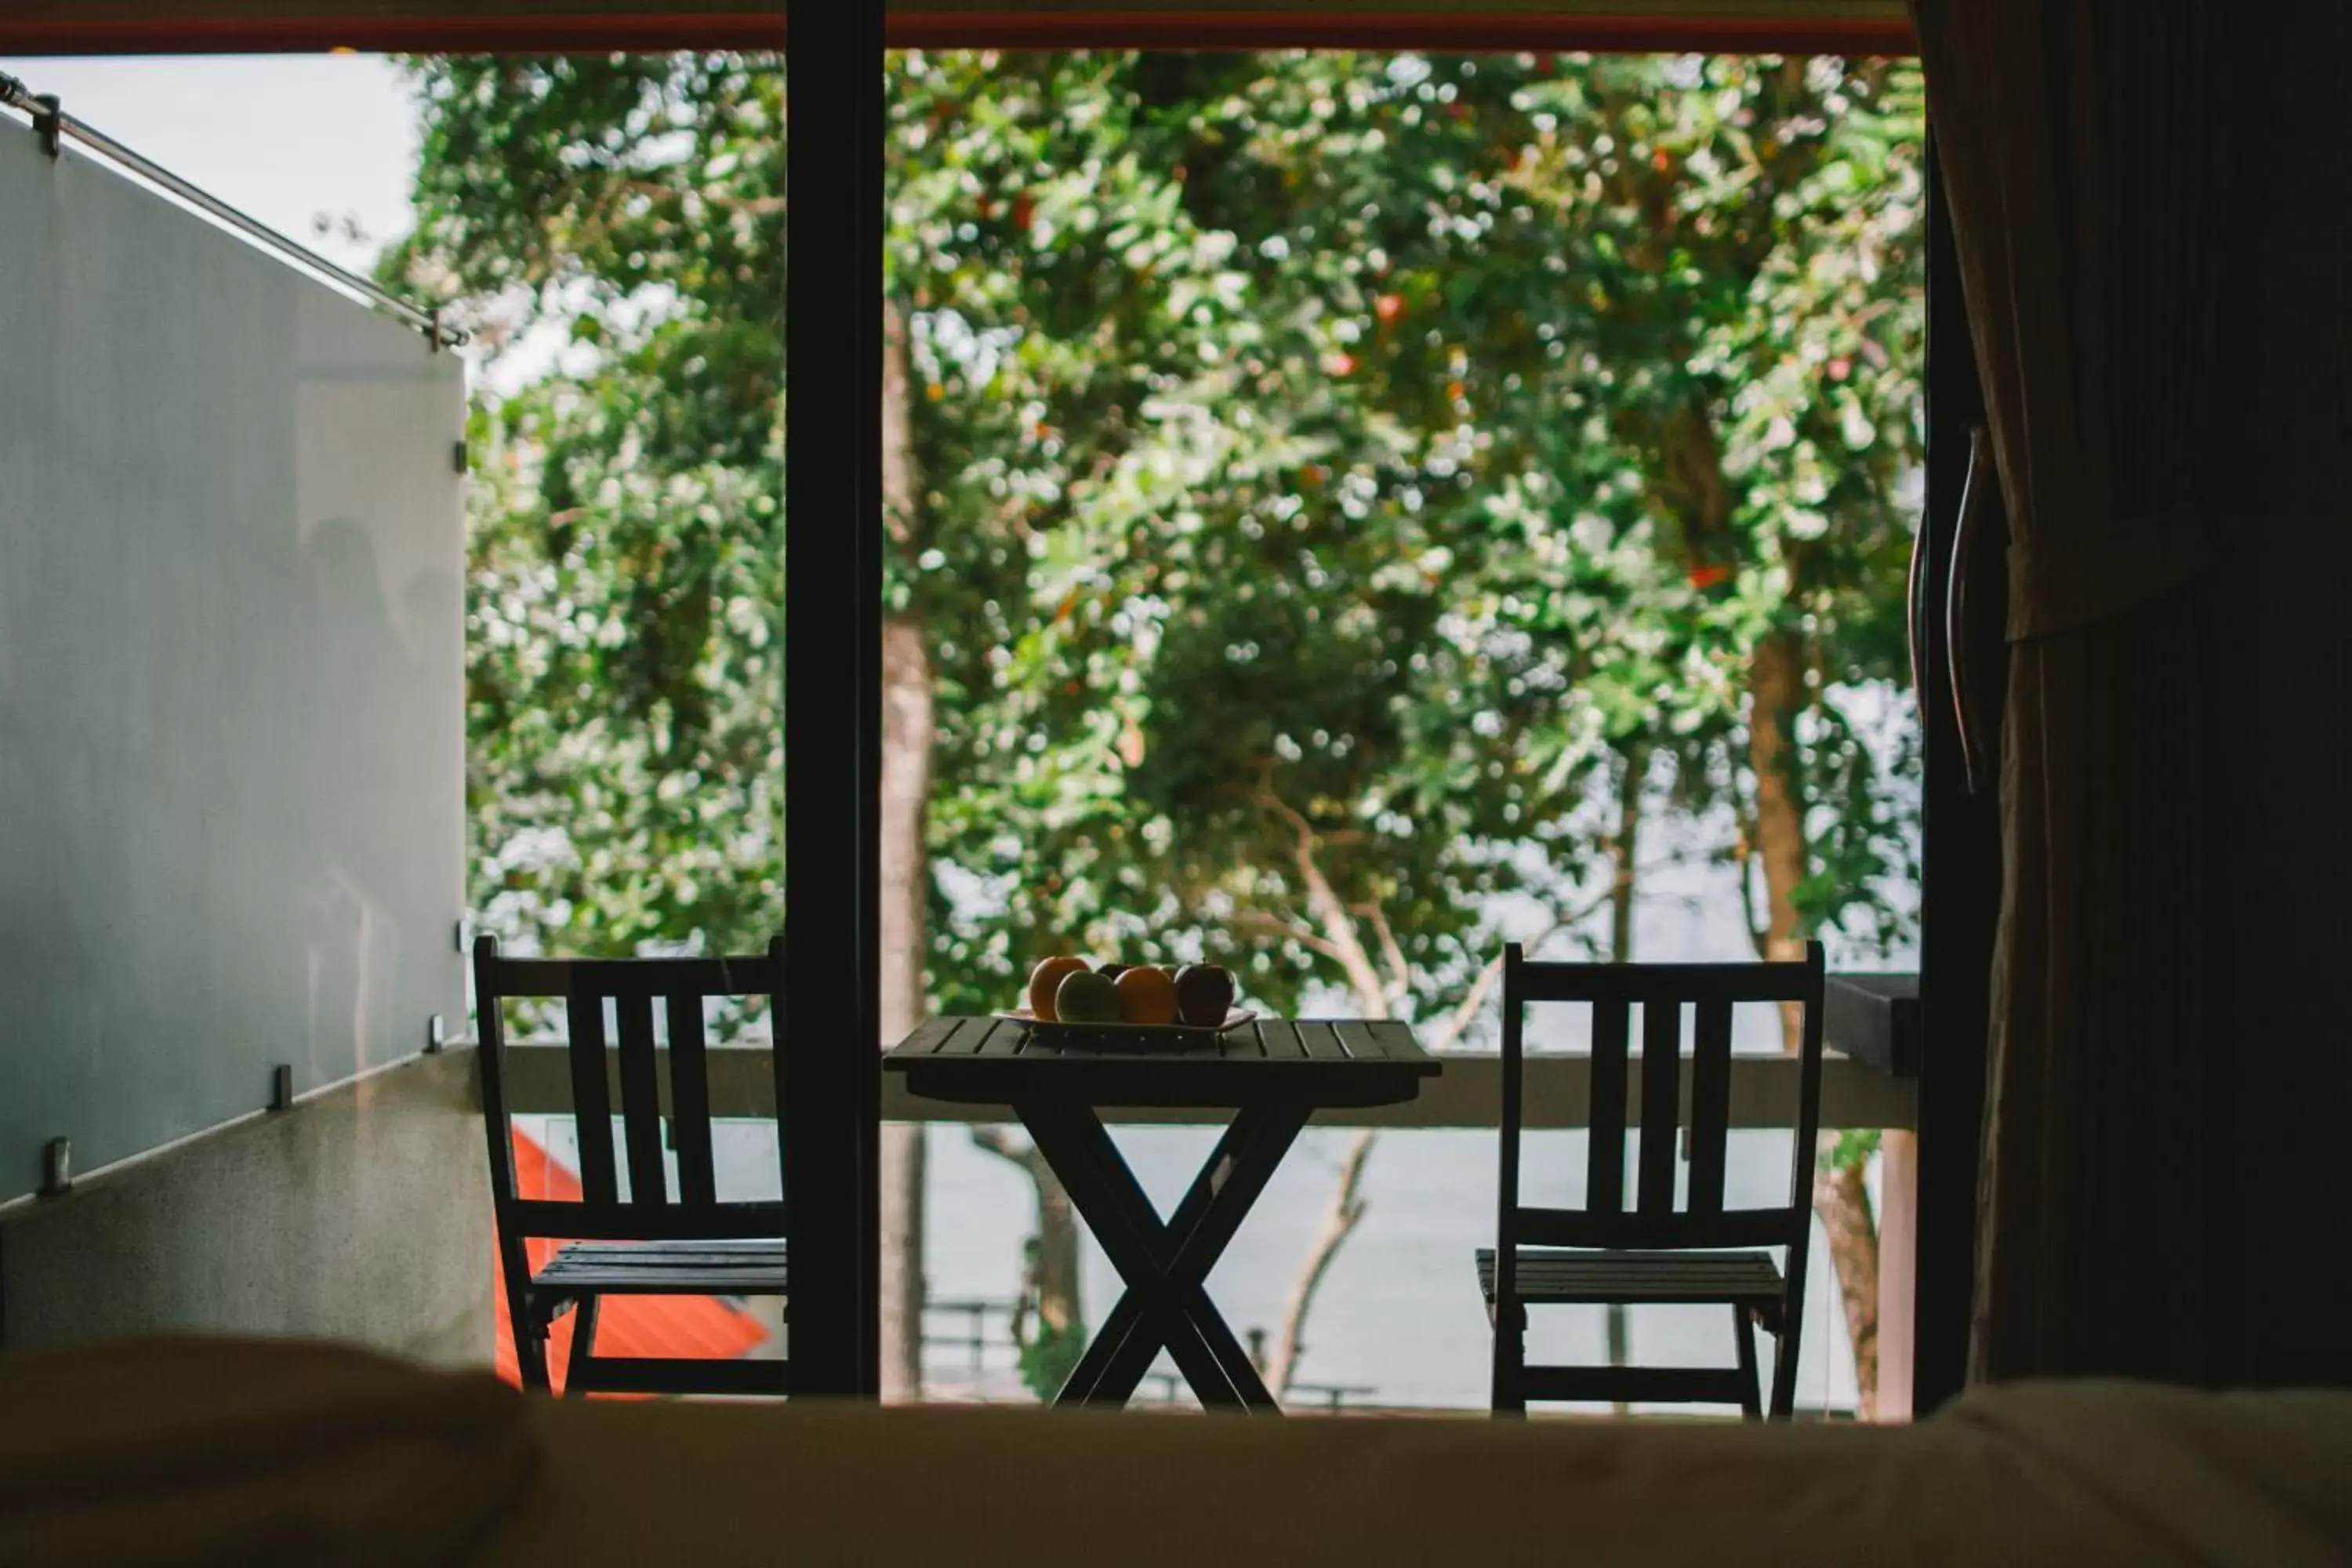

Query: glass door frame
left=12, top=2, right=1977, bottom=1410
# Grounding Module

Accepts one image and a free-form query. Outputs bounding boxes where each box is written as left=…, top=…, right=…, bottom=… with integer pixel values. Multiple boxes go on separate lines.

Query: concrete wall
left=0, top=106, right=466, bottom=1202
left=0, top=1048, right=492, bottom=1367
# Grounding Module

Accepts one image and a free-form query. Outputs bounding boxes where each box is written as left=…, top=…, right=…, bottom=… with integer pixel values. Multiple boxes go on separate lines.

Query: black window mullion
left=782, top=0, right=885, bottom=1401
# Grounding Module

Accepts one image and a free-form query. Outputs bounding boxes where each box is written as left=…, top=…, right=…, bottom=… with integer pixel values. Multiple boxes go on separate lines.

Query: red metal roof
left=492, top=1128, right=772, bottom=1394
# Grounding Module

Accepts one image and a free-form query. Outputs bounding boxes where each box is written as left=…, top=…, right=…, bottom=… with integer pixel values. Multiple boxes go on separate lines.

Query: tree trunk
left=1747, top=627, right=1881, bottom=1417
left=876, top=298, right=931, bottom=1403
left=1603, top=743, right=1645, bottom=1409
left=1609, top=744, right=1645, bottom=965
left=971, top=1127, right=1084, bottom=1400
left=1747, top=630, right=1812, bottom=982
left=1814, top=1156, right=1879, bottom=1409
left=1029, top=1170, right=1083, bottom=1341
left=877, top=614, right=932, bottom=1403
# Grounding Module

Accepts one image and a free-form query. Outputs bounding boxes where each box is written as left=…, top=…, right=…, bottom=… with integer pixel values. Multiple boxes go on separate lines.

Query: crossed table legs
left=1012, top=1098, right=1311, bottom=1412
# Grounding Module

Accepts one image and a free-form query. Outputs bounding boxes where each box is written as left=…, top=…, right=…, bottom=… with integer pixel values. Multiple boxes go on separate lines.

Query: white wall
left=0, top=115, right=466, bottom=1204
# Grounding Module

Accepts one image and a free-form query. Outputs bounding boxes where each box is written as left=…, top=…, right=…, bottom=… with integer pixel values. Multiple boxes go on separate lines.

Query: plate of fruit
left=1006, top=956, right=1251, bottom=1046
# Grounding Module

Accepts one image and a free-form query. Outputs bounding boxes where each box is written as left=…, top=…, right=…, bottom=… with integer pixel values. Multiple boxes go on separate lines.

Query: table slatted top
left=886, top=1015, right=1438, bottom=1109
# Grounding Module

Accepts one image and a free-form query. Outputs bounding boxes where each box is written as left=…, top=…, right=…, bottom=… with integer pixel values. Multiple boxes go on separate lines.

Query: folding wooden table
left=886, top=1015, right=1439, bottom=1412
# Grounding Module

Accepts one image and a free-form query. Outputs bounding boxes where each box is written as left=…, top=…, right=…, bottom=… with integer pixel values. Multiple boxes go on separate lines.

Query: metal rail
left=0, top=70, right=467, bottom=349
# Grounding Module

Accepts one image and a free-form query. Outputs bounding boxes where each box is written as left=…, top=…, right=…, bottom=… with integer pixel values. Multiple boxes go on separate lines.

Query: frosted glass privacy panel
left=0, top=122, right=465, bottom=1203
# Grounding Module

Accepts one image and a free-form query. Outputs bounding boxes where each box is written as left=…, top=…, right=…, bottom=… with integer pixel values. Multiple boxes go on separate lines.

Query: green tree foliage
left=399, top=55, right=789, bottom=961
left=397, top=45, right=1922, bottom=1406
left=401, top=49, right=1921, bottom=1018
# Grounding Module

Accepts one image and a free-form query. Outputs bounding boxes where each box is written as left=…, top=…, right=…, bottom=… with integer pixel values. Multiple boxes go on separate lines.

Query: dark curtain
left=1915, top=1, right=2352, bottom=1385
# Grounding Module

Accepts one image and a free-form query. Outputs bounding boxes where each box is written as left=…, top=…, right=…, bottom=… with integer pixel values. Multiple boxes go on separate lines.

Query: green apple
left=1054, top=968, right=1123, bottom=1025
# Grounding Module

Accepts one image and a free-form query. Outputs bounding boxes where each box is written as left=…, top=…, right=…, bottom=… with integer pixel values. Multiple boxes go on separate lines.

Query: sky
left=0, top=53, right=579, bottom=389
left=1, top=53, right=419, bottom=276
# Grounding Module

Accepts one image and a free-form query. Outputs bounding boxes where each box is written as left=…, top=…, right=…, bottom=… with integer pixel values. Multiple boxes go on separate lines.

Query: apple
left=1054, top=968, right=1123, bottom=1025
left=1173, top=964, right=1236, bottom=1028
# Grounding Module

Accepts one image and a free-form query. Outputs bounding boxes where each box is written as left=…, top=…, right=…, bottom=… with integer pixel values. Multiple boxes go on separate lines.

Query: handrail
left=0, top=70, right=467, bottom=350
left=495, top=1042, right=1918, bottom=1131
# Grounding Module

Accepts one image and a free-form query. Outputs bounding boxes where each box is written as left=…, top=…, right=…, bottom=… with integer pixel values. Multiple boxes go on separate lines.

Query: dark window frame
left=9, top=5, right=1984, bottom=1411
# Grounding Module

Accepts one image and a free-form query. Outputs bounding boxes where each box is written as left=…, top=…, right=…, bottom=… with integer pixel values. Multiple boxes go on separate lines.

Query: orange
left=1114, top=965, right=1178, bottom=1027
left=1027, top=956, right=1090, bottom=1022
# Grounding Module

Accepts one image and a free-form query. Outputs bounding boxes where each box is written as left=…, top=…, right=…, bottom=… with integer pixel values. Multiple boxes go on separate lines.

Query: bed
left=3, top=1337, right=2347, bottom=1566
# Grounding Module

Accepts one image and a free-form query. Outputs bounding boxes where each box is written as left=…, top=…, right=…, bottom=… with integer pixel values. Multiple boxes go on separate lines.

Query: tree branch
left=1732, top=802, right=1770, bottom=961
left=1265, top=1130, right=1377, bottom=1398
left=970, top=1124, right=1052, bottom=1184
left=1428, top=879, right=1621, bottom=1053
left=1738, top=846, right=1769, bottom=960
left=1432, top=949, right=1511, bottom=1054
left=1361, top=901, right=1412, bottom=1006
left=1260, top=789, right=1389, bottom=1019
left=1236, top=907, right=1343, bottom=960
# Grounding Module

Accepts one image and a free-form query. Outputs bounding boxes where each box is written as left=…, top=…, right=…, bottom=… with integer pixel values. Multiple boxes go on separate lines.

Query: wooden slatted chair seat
left=1480, top=942, right=1826, bottom=1420
left=529, top=1240, right=790, bottom=1306
left=476, top=935, right=791, bottom=1399
left=1475, top=1248, right=1784, bottom=1316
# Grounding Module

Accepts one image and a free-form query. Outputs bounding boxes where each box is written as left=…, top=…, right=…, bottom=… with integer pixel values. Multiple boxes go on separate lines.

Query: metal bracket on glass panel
left=33, top=94, right=62, bottom=159
left=39, top=1137, right=71, bottom=1196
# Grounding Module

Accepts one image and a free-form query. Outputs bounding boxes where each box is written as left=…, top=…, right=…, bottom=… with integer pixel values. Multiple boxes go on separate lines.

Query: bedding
left=2, top=1337, right=2346, bottom=1567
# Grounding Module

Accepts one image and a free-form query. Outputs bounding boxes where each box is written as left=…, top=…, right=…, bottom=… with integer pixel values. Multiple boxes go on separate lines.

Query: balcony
left=498, top=982, right=1918, bottom=1415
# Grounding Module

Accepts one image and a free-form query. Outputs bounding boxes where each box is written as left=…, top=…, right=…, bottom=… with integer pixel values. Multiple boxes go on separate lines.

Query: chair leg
left=1732, top=1305, right=1763, bottom=1420
left=563, top=1296, right=601, bottom=1398
left=514, top=1323, right=553, bottom=1393
left=1766, top=1310, right=1800, bottom=1421
left=1491, top=1300, right=1527, bottom=1417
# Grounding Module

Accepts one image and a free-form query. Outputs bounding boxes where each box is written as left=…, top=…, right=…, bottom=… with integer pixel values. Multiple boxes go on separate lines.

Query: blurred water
left=922, top=1120, right=1861, bottom=1414
left=532, top=1111, right=1862, bottom=1414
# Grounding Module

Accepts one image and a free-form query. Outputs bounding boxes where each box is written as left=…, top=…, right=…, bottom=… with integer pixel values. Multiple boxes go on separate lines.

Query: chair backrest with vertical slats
left=474, top=935, right=787, bottom=1244
left=1496, top=942, right=1825, bottom=1254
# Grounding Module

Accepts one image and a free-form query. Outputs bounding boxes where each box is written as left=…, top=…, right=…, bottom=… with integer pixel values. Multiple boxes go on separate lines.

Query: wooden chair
left=1478, top=941, right=1825, bottom=1418
left=474, top=935, right=789, bottom=1397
